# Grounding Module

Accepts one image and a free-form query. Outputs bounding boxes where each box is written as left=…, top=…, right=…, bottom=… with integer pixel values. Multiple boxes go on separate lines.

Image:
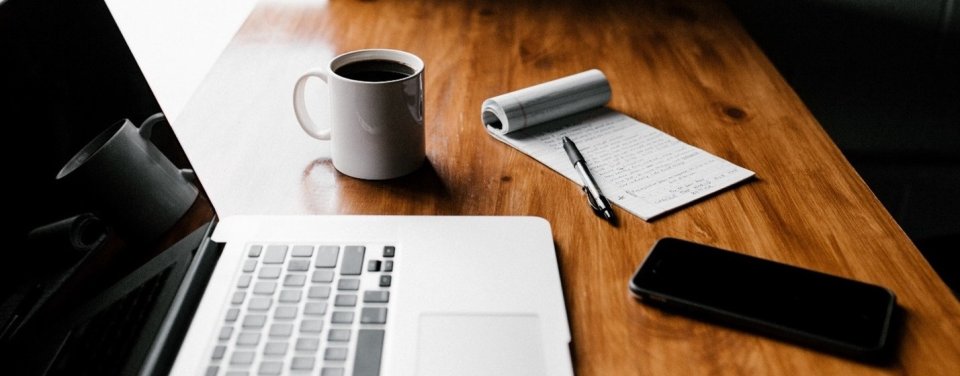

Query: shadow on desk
left=631, top=295, right=908, bottom=367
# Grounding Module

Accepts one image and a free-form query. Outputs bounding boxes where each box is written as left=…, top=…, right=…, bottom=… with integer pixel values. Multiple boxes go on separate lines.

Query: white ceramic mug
left=56, top=113, right=198, bottom=240
left=293, top=49, right=425, bottom=180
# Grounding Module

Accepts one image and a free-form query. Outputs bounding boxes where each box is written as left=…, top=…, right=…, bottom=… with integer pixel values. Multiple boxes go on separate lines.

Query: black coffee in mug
left=335, top=59, right=414, bottom=82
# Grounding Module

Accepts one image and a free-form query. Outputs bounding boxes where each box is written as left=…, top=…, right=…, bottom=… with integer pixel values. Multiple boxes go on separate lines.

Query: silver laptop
left=3, top=1, right=572, bottom=375
left=170, top=216, right=572, bottom=376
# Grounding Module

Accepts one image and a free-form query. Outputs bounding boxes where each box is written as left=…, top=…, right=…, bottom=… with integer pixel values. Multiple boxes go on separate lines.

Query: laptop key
left=259, top=361, right=283, bottom=376
left=338, top=278, right=360, bottom=291
left=316, top=246, right=340, bottom=268
left=237, top=332, right=260, bottom=346
left=328, top=329, right=351, bottom=342
left=363, top=291, right=389, bottom=303
left=264, top=342, right=288, bottom=356
left=230, top=351, right=255, bottom=365
left=258, top=266, right=281, bottom=279
left=237, top=274, right=252, bottom=288
left=284, top=274, right=306, bottom=287
left=331, top=311, right=354, bottom=324
left=383, top=246, right=395, bottom=258
left=354, top=329, right=386, bottom=376
left=312, top=269, right=335, bottom=283
left=300, top=319, right=323, bottom=333
left=242, top=315, right=266, bottom=329
left=291, top=356, right=316, bottom=370
left=308, top=285, right=331, bottom=299
left=211, top=345, right=226, bottom=360
left=225, top=308, right=240, bottom=322
left=304, top=302, right=327, bottom=316
left=291, top=245, right=314, bottom=257
left=263, top=245, right=288, bottom=264
left=219, top=326, right=233, bottom=340
left=248, top=245, right=263, bottom=257
left=274, top=306, right=297, bottom=319
left=269, top=323, right=293, bottom=338
left=248, top=297, right=271, bottom=311
left=341, top=246, right=365, bottom=275
left=334, top=294, right=357, bottom=307
left=360, top=307, right=388, bottom=324
left=232, top=291, right=247, bottom=304
left=324, top=347, right=348, bottom=361
left=253, top=281, right=277, bottom=295
left=296, top=337, right=320, bottom=351
left=288, top=259, right=310, bottom=272
left=278, top=289, right=302, bottom=303
left=321, top=368, right=344, bottom=376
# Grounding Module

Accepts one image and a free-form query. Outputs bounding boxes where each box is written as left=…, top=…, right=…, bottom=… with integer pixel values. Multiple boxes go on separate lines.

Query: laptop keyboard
left=207, top=244, right=394, bottom=376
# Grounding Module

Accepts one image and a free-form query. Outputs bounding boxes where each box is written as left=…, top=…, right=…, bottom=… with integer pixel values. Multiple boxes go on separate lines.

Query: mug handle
left=138, top=112, right=167, bottom=140
left=293, top=69, right=332, bottom=140
left=136, top=113, right=198, bottom=187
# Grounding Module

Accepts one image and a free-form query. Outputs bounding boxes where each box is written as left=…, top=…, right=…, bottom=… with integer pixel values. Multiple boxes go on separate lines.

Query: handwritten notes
left=490, top=108, right=754, bottom=219
left=482, top=70, right=754, bottom=220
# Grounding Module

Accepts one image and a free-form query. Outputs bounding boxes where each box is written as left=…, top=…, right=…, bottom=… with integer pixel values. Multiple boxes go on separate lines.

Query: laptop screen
left=1, top=0, right=212, bottom=372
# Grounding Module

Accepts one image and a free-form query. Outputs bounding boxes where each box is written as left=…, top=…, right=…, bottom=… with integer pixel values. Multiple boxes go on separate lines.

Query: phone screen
left=629, top=238, right=896, bottom=355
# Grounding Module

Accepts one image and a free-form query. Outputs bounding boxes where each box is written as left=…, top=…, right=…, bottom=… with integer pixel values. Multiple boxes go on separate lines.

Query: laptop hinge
left=139, top=218, right=224, bottom=376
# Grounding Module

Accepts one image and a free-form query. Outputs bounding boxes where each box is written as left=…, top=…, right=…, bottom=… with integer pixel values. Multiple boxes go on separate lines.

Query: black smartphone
left=629, top=237, right=897, bottom=359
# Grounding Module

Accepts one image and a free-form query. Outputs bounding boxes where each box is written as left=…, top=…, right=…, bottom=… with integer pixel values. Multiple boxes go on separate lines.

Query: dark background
left=726, top=0, right=960, bottom=295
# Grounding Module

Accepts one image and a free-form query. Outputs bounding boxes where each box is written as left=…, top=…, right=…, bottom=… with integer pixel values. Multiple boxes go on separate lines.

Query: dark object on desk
left=629, top=237, right=898, bottom=360
left=0, top=214, right=108, bottom=338
left=562, top=136, right=617, bottom=224
left=27, top=213, right=106, bottom=265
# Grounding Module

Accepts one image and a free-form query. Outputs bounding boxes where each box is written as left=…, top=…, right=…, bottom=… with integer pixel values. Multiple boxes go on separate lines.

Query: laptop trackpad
left=416, top=313, right=547, bottom=376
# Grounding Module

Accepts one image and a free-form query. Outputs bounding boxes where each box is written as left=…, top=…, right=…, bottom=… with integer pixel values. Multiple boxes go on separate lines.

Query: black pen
left=562, top=136, right=616, bottom=223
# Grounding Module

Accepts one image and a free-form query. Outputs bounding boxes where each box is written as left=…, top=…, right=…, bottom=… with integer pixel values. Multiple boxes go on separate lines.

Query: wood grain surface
left=172, top=0, right=960, bottom=374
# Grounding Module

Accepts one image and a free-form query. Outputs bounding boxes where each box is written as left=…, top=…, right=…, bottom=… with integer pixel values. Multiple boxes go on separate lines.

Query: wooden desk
left=172, top=0, right=960, bottom=374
